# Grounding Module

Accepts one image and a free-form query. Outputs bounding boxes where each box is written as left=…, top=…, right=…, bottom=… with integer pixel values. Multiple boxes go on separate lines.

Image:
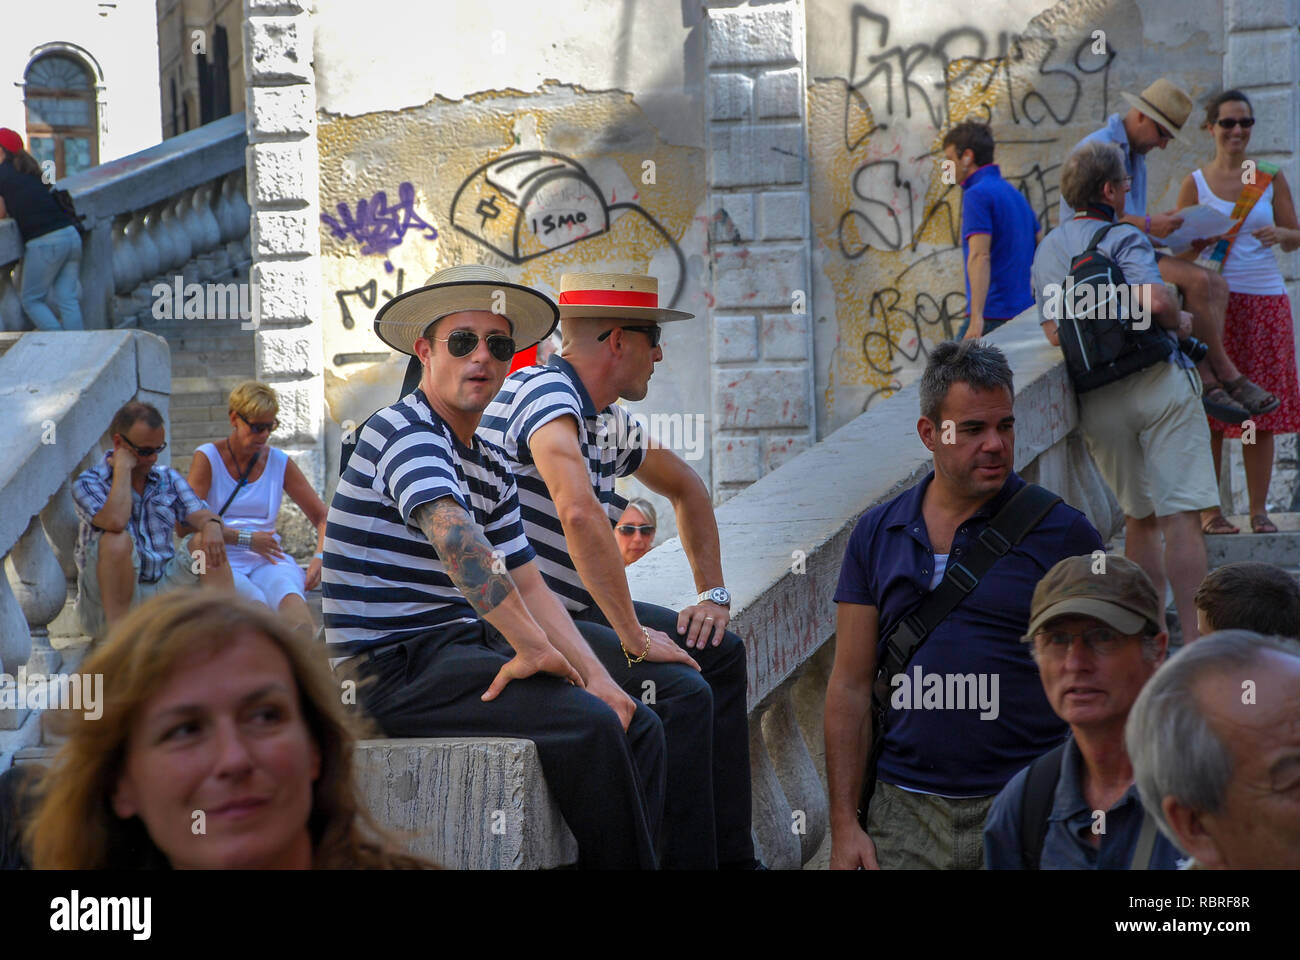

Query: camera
left=1179, top=337, right=1209, bottom=364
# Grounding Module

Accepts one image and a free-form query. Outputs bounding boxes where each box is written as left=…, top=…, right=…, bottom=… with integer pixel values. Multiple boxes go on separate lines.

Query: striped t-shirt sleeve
left=375, top=424, right=467, bottom=529
left=482, top=447, right=537, bottom=571
left=609, top=404, right=648, bottom=477
left=512, top=373, right=585, bottom=464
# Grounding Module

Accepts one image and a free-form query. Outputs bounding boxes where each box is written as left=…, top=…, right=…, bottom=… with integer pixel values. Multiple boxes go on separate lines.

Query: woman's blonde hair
left=228, top=380, right=279, bottom=422
left=622, top=498, right=658, bottom=530
left=25, top=591, right=431, bottom=869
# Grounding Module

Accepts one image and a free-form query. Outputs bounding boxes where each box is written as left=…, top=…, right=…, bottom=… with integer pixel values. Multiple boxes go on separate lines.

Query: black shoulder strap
left=1086, top=222, right=1129, bottom=250
left=1020, top=741, right=1067, bottom=869
left=877, top=483, right=1062, bottom=682
left=216, top=447, right=261, bottom=517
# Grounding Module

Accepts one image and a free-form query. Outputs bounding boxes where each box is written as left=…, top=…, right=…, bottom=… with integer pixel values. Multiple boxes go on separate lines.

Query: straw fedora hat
left=373, top=264, right=558, bottom=357
left=1119, top=79, right=1195, bottom=143
left=557, top=272, right=694, bottom=322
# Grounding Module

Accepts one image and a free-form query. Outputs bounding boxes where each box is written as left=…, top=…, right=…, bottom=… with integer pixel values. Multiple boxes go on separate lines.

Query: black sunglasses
left=1216, top=117, right=1255, bottom=129
left=616, top=524, right=656, bottom=536
left=238, top=412, right=279, bottom=435
left=429, top=330, right=516, bottom=362
left=120, top=435, right=167, bottom=457
left=597, top=324, right=661, bottom=349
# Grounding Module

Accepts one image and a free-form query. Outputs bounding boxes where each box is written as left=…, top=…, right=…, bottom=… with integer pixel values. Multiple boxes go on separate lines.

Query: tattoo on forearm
left=413, top=498, right=514, bottom=616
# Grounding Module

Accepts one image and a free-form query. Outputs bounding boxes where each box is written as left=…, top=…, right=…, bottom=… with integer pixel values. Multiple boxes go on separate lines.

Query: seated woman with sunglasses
left=614, top=497, right=658, bottom=566
left=186, top=381, right=327, bottom=638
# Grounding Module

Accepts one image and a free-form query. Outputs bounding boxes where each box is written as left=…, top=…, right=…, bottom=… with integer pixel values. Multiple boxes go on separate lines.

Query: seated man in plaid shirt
left=71, top=401, right=234, bottom=638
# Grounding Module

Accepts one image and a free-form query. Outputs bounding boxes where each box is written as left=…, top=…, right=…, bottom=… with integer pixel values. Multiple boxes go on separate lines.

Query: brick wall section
left=1220, top=0, right=1300, bottom=514
left=244, top=0, right=326, bottom=550
left=706, top=1, right=816, bottom=505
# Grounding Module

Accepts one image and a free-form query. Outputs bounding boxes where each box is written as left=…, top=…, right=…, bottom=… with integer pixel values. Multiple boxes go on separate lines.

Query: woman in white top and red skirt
left=186, top=380, right=328, bottom=637
left=1178, top=90, right=1300, bottom=536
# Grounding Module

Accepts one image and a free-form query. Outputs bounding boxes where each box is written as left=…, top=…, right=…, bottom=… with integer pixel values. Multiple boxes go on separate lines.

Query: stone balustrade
left=0, top=113, right=249, bottom=334
left=0, top=330, right=170, bottom=769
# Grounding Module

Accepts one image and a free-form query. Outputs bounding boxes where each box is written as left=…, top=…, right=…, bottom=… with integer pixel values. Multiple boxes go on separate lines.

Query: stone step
left=171, top=390, right=230, bottom=408
left=171, top=403, right=235, bottom=423
left=1204, top=513, right=1300, bottom=567
left=173, top=374, right=255, bottom=395
left=160, top=335, right=255, bottom=354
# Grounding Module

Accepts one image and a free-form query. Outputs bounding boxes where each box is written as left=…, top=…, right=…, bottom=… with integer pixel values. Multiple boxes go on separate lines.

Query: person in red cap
left=0, top=127, right=84, bottom=330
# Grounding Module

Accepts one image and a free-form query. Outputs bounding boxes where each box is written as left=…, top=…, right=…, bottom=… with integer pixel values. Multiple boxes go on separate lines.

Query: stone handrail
left=624, top=310, right=1123, bottom=868
left=0, top=330, right=171, bottom=767
left=0, top=112, right=250, bottom=333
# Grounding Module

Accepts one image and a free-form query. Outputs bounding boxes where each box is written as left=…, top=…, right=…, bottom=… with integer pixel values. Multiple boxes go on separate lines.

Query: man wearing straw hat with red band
left=321, top=264, right=666, bottom=869
left=480, top=272, right=760, bottom=870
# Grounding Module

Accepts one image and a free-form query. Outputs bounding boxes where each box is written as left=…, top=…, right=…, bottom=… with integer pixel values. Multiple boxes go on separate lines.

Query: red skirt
left=1207, top=292, right=1300, bottom=437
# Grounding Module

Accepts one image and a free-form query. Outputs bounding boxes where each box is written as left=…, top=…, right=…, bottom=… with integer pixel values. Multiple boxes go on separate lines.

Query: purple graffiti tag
left=321, top=181, right=438, bottom=262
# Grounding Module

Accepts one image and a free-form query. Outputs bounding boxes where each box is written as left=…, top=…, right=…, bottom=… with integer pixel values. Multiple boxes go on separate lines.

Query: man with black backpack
left=983, top=554, right=1183, bottom=870
left=1033, top=140, right=1220, bottom=645
left=826, top=341, right=1103, bottom=870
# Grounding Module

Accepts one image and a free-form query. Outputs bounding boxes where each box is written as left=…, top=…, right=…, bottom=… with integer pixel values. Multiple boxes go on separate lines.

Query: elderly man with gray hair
left=1125, top=630, right=1300, bottom=869
left=1033, top=139, right=1220, bottom=643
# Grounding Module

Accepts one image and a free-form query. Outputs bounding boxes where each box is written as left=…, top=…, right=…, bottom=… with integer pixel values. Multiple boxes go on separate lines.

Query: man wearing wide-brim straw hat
left=321, top=264, right=667, bottom=869
left=480, top=271, right=762, bottom=869
left=1059, top=77, right=1279, bottom=426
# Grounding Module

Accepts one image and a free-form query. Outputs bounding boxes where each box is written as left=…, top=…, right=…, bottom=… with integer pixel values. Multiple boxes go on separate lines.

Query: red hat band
left=558, top=289, right=659, bottom=309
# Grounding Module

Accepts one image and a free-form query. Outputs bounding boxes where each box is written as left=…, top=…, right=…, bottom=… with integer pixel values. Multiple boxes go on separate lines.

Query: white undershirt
left=930, top=553, right=949, bottom=591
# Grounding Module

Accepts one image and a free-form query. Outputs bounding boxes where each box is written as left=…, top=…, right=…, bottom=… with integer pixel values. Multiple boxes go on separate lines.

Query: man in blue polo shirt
left=942, top=121, right=1040, bottom=340
left=825, top=340, right=1104, bottom=870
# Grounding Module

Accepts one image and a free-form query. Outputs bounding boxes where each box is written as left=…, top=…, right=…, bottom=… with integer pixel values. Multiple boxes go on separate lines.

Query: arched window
left=24, top=53, right=99, bottom=178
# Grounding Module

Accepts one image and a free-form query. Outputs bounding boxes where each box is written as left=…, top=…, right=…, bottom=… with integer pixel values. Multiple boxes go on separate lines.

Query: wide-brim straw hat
left=373, top=264, right=559, bottom=357
left=557, top=272, right=693, bottom=322
left=1120, top=79, right=1196, bottom=144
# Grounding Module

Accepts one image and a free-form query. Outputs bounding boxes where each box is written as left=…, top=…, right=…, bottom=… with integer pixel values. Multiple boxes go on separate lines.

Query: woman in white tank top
left=185, top=381, right=328, bottom=637
left=1176, top=90, right=1300, bottom=537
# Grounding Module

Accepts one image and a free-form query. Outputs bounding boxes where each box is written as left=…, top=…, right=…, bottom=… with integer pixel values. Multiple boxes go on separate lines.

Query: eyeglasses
left=1032, top=626, right=1145, bottom=657
left=428, top=330, right=516, bottom=362
left=120, top=435, right=167, bottom=457
left=1113, top=176, right=1133, bottom=189
left=238, top=412, right=279, bottom=435
left=597, top=325, right=662, bottom=349
left=1216, top=117, right=1255, bottom=130
left=1153, top=121, right=1173, bottom=140
left=616, top=524, right=656, bottom=536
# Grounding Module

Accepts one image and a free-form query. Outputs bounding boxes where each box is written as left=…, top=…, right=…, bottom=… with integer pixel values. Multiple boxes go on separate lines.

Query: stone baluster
left=224, top=170, right=252, bottom=271
left=110, top=214, right=141, bottom=326
left=0, top=263, right=23, bottom=332
left=747, top=704, right=802, bottom=869
left=41, top=480, right=81, bottom=644
left=215, top=172, right=241, bottom=246
left=194, top=180, right=228, bottom=276
left=168, top=193, right=197, bottom=283
left=762, top=684, right=829, bottom=865
left=148, top=199, right=182, bottom=279
left=5, top=514, right=66, bottom=676
left=0, top=551, right=32, bottom=731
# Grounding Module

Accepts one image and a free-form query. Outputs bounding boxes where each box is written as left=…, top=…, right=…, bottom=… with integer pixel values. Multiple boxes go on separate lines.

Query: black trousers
left=350, top=619, right=666, bottom=870
left=572, top=600, right=755, bottom=869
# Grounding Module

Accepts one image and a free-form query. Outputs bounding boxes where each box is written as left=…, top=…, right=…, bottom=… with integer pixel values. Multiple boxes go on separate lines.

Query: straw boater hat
left=373, top=264, right=559, bottom=357
left=1119, top=79, right=1196, bottom=144
left=557, top=272, right=694, bottom=323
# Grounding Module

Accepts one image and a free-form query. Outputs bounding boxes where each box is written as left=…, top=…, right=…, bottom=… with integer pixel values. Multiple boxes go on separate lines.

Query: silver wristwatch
left=697, top=587, right=731, bottom=607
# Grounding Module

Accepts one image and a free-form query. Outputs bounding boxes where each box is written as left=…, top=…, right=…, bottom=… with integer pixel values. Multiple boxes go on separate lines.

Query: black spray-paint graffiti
left=449, top=150, right=686, bottom=307
left=321, top=182, right=438, bottom=265
left=335, top=267, right=406, bottom=331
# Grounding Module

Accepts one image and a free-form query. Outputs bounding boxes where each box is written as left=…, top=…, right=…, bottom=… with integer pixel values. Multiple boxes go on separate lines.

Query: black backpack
left=1056, top=222, right=1171, bottom=393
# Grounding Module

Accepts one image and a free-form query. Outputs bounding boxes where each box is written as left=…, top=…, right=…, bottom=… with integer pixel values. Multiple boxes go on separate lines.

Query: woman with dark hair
left=0, top=127, right=82, bottom=330
left=1177, top=91, right=1300, bottom=535
left=24, top=591, right=433, bottom=869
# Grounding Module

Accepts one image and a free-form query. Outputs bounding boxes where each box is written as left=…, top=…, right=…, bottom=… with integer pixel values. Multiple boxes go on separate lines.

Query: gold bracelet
left=622, top=627, right=651, bottom=668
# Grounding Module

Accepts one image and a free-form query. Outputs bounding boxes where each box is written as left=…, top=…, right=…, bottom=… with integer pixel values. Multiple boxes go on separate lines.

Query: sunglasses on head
left=616, top=524, right=656, bottom=536
left=597, top=325, right=662, bottom=349
left=238, top=412, right=279, bottom=434
left=1216, top=117, right=1255, bottom=129
left=429, top=330, right=516, bottom=362
left=121, top=435, right=167, bottom=457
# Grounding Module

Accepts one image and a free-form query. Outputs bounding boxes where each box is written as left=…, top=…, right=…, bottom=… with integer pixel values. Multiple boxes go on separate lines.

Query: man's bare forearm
left=413, top=498, right=515, bottom=616
left=671, top=473, right=725, bottom=591
left=557, top=502, right=644, bottom=641
left=515, top=568, right=608, bottom=683
left=825, top=679, right=873, bottom=830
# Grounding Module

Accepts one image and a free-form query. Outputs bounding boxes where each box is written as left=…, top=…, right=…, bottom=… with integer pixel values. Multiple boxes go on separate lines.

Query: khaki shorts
left=1078, top=360, right=1220, bottom=519
left=77, top=532, right=199, bottom=639
left=866, top=780, right=995, bottom=870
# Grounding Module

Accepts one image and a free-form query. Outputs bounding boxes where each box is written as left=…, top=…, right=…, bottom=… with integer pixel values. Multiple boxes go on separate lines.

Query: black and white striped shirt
left=479, top=355, right=646, bottom=612
left=321, top=388, right=535, bottom=660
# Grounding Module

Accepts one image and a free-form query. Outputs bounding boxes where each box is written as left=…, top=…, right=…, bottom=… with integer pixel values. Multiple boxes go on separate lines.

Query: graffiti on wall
left=812, top=2, right=1118, bottom=418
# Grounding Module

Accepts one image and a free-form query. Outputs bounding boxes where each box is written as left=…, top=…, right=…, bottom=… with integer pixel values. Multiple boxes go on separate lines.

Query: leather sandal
left=1251, top=513, right=1279, bottom=534
left=1202, top=512, right=1240, bottom=535
left=1202, top=384, right=1251, bottom=425
left=1224, top=376, right=1281, bottom=417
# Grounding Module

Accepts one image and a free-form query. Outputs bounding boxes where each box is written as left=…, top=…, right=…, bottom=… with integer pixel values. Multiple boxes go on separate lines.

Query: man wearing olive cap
left=983, top=553, right=1184, bottom=869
